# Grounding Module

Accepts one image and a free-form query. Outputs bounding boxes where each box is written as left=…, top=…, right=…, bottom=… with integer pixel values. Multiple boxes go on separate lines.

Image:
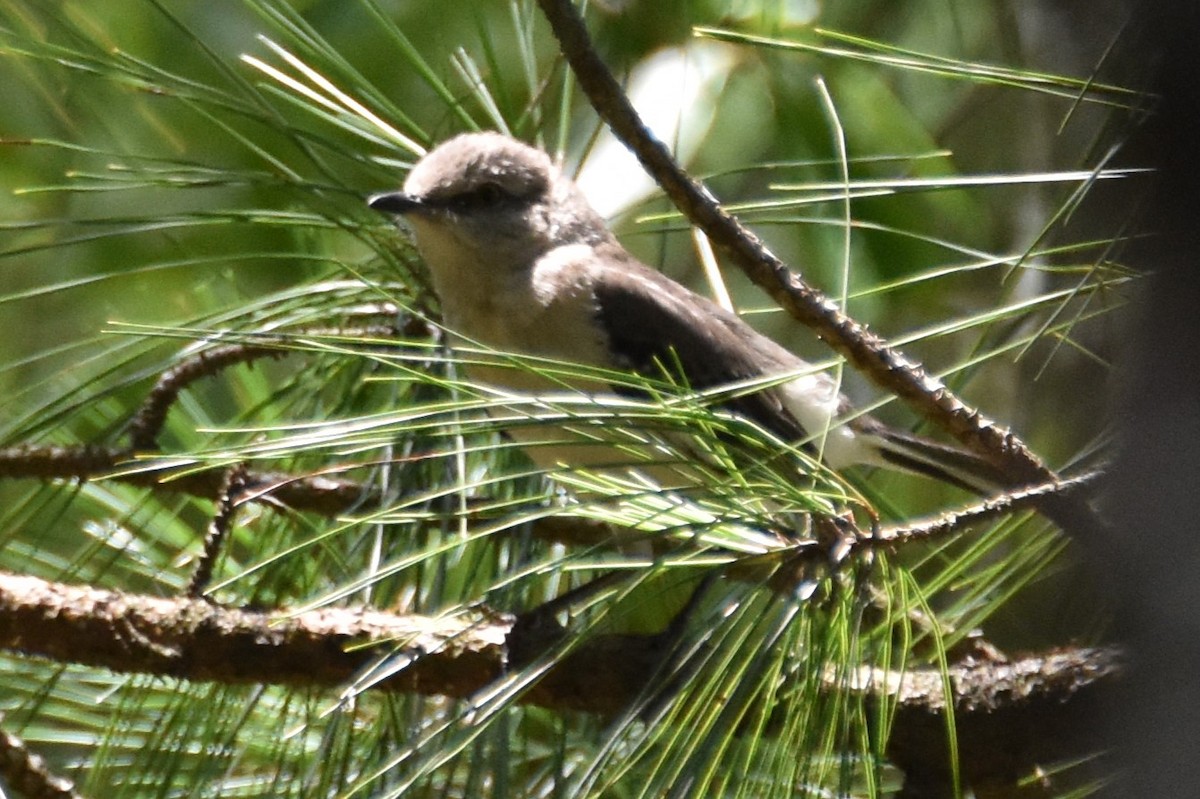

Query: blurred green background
left=0, top=1, right=1139, bottom=795
left=1, top=0, right=1130, bottom=436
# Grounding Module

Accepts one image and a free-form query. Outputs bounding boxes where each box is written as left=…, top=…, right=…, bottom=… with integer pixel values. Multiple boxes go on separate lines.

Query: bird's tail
left=865, top=426, right=1008, bottom=495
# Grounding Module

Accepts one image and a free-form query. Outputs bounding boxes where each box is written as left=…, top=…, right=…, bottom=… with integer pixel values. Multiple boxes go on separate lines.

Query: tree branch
left=0, top=443, right=378, bottom=517
left=0, top=724, right=85, bottom=799
left=0, top=570, right=505, bottom=699
left=0, top=437, right=1096, bottom=565
left=128, top=322, right=415, bottom=450
left=533, top=0, right=1107, bottom=541
left=882, top=646, right=1120, bottom=797
left=0, top=570, right=1119, bottom=793
left=873, top=470, right=1102, bottom=548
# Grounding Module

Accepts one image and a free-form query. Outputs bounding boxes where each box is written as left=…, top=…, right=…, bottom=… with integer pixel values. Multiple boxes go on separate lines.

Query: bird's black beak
left=367, top=191, right=424, bottom=215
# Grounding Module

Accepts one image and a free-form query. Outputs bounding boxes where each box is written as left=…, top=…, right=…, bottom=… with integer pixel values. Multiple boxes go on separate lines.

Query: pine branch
left=128, top=322, right=417, bottom=450
left=0, top=724, right=85, bottom=799
left=0, top=570, right=504, bottom=699
left=874, top=470, right=1103, bottom=547
left=533, top=0, right=1109, bottom=542
left=0, top=443, right=376, bottom=517
left=0, top=569, right=1120, bottom=794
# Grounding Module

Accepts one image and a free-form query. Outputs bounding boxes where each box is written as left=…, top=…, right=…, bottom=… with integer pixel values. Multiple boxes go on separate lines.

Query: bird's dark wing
left=590, top=242, right=813, bottom=443
left=587, top=245, right=1009, bottom=492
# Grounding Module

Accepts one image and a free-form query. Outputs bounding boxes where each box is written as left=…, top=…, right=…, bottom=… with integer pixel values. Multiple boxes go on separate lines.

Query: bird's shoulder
left=527, top=243, right=606, bottom=308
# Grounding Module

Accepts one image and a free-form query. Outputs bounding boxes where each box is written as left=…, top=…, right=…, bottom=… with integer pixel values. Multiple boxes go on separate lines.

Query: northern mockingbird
left=368, top=132, right=1003, bottom=494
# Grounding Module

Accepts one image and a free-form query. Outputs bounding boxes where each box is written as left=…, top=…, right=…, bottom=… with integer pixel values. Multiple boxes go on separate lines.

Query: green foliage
left=0, top=0, right=1139, bottom=796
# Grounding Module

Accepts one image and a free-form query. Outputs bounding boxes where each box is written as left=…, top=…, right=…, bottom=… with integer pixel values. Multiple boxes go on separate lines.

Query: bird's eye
left=449, top=182, right=509, bottom=211
left=475, top=183, right=505, bottom=203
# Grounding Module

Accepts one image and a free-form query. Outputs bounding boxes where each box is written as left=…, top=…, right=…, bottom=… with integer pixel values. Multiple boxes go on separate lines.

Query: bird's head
left=369, top=132, right=612, bottom=276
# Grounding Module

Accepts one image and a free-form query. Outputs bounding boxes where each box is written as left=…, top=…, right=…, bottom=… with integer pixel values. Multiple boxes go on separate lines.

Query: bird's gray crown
left=393, top=132, right=614, bottom=253
left=403, top=132, right=555, bottom=206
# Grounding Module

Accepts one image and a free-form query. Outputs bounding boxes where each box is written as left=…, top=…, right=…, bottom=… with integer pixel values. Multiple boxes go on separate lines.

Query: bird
left=368, top=132, right=1004, bottom=496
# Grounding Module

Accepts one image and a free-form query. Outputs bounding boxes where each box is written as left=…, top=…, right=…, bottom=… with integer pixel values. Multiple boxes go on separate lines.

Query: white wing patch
left=779, top=373, right=875, bottom=470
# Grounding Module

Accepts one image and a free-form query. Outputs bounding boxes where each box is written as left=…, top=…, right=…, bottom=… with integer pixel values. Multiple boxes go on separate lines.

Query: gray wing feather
left=587, top=244, right=1004, bottom=492
left=590, top=243, right=813, bottom=443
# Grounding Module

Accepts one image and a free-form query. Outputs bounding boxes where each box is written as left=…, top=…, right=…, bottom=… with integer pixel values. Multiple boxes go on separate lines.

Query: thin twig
left=0, top=724, right=85, bottom=799
left=128, top=324, right=412, bottom=450
left=187, top=464, right=248, bottom=599
left=128, top=343, right=290, bottom=450
left=0, top=443, right=377, bottom=516
left=0, top=437, right=1101, bottom=566
left=0, top=442, right=643, bottom=551
left=874, top=469, right=1103, bottom=547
